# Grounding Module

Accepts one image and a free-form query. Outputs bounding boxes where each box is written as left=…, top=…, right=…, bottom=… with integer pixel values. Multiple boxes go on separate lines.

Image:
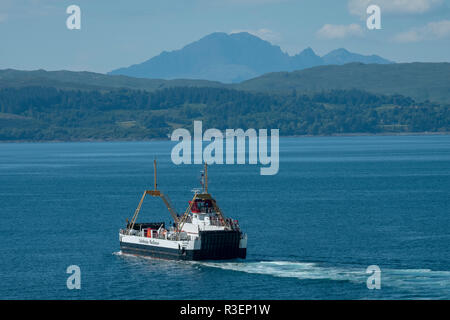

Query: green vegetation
left=238, top=63, right=450, bottom=104
left=0, top=69, right=224, bottom=92
left=0, top=86, right=448, bottom=142
left=2, top=62, right=450, bottom=104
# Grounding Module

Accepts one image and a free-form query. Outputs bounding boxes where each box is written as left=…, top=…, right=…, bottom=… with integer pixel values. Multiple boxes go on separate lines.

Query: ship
left=119, top=161, right=247, bottom=260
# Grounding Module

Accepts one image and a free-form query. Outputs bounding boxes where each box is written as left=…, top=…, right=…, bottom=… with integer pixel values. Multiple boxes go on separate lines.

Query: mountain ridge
left=2, top=62, right=450, bottom=104
left=109, top=32, right=392, bottom=83
left=0, top=68, right=225, bottom=91
left=237, top=62, right=450, bottom=103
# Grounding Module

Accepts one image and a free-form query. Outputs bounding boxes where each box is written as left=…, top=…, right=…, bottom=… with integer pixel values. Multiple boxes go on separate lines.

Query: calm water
left=0, top=135, right=449, bottom=300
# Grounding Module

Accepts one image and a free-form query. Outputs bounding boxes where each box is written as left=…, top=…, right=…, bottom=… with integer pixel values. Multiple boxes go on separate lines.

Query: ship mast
left=128, top=161, right=231, bottom=236
left=204, top=162, right=208, bottom=194
left=127, top=160, right=179, bottom=233
left=154, top=159, right=157, bottom=191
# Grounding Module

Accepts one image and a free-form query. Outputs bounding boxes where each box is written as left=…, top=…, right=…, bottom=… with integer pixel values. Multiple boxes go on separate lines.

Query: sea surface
left=0, top=135, right=449, bottom=300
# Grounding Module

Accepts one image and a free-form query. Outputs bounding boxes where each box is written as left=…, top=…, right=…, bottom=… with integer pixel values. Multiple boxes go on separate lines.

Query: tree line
left=0, top=86, right=448, bottom=141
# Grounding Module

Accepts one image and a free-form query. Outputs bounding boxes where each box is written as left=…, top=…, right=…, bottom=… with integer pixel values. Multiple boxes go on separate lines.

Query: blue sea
left=0, top=135, right=449, bottom=300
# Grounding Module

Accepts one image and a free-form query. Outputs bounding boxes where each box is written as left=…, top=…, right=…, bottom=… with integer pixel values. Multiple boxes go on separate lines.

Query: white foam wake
left=114, top=253, right=450, bottom=297
left=196, top=260, right=365, bottom=283
left=195, top=260, right=450, bottom=297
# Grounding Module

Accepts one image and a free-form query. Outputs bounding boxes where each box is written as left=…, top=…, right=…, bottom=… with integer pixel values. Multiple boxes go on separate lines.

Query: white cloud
left=230, top=28, right=281, bottom=42
left=316, top=24, right=364, bottom=39
left=348, top=0, right=443, bottom=16
left=393, top=20, right=450, bottom=42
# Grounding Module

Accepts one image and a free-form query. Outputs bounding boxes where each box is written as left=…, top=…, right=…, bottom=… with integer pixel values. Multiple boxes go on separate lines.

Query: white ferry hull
left=120, top=230, right=247, bottom=261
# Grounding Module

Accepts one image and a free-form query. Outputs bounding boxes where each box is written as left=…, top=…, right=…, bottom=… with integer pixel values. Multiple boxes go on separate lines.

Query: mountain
left=322, top=48, right=392, bottom=65
left=110, top=32, right=291, bottom=83
left=290, top=47, right=324, bottom=70
left=109, top=32, right=392, bottom=83
left=238, top=62, right=450, bottom=104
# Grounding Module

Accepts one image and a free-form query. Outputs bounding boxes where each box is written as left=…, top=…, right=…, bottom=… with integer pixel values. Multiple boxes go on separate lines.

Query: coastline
left=0, top=131, right=448, bottom=144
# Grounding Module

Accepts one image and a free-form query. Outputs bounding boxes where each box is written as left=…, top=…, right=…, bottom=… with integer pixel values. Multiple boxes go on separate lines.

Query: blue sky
left=1, top=0, right=449, bottom=73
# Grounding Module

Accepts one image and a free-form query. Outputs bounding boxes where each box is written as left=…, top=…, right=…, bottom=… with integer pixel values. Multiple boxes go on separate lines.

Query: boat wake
left=194, top=260, right=450, bottom=297
left=196, top=260, right=366, bottom=282
left=114, top=252, right=450, bottom=298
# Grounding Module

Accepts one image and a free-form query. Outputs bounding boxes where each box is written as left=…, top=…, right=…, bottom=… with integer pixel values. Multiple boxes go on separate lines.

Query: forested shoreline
left=0, top=86, right=448, bottom=142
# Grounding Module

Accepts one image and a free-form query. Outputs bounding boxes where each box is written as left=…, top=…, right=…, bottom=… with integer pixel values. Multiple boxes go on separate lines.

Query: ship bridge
left=180, top=193, right=239, bottom=235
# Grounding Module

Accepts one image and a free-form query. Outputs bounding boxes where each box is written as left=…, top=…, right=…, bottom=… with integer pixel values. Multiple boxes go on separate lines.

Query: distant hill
left=0, top=69, right=223, bottom=91
left=322, top=48, right=391, bottom=65
left=2, top=62, right=450, bottom=104
left=237, top=63, right=450, bottom=104
left=109, top=32, right=392, bottom=83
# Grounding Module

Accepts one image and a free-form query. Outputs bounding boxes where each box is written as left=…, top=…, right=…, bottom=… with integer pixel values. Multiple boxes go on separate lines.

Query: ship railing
left=209, top=218, right=222, bottom=227
left=121, top=228, right=193, bottom=242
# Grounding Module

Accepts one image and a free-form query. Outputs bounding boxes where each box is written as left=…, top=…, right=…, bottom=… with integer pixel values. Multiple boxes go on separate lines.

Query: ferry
left=119, top=161, right=247, bottom=260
